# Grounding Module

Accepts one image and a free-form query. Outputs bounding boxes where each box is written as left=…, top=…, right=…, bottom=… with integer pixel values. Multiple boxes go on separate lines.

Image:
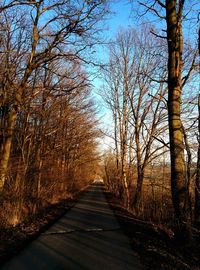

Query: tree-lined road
left=1, top=183, right=142, bottom=270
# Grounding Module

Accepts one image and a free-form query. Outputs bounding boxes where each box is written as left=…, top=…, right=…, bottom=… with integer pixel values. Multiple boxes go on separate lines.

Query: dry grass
left=0, top=158, right=92, bottom=228
left=104, top=187, right=200, bottom=270
left=103, top=164, right=196, bottom=225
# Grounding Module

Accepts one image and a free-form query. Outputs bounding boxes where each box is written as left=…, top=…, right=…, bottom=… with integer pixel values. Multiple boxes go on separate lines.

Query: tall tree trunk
left=121, top=66, right=130, bottom=209
left=195, top=94, right=200, bottom=227
left=114, top=85, right=122, bottom=197
left=121, top=121, right=129, bottom=208
left=0, top=55, right=32, bottom=191
left=0, top=107, right=17, bottom=191
left=113, top=109, right=121, bottom=196
left=0, top=6, right=39, bottom=190
left=133, top=124, right=143, bottom=214
left=133, top=166, right=144, bottom=215
left=114, top=110, right=119, bottom=171
left=166, top=0, right=191, bottom=236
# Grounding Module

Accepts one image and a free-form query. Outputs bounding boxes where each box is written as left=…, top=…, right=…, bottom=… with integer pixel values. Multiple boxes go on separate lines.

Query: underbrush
left=103, top=187, right=200, bottom=270
left=0, top=187, right=87, bottom=266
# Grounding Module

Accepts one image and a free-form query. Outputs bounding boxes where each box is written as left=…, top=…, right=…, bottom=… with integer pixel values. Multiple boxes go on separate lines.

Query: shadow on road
left=1, top=183, right=142, bottom=270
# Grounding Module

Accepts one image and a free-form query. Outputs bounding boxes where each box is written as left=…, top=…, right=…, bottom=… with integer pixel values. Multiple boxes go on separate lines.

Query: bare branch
left=138, top=1, right=166, bottom=19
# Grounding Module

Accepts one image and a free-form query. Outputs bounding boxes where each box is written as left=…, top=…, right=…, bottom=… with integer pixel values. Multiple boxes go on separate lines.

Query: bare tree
left=101, top=26, right=169, bottom=212
left=1, top=55, right=101, bottom=225
left=136, top=0, right=199, bottom=237
left=0, top=0, right=109, bottom=190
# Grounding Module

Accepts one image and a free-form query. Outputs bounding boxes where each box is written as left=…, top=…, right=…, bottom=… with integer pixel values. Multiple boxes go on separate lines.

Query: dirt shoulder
left=103, top=187, right=200, bottom=270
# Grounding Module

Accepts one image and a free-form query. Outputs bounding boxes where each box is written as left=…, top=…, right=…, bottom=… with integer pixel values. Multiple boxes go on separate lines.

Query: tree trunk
left=121, top=66, right=130, bottom=209
left=121, top=127, right=129, bottom=208
left=132, top=118, right=144, bottom=215
left=195, top=94, right=200, bottom=227
left=133, top=166, right=144, bottom=215
left=166, top=0, right=191, bottom=236
left=114, top=110, right=119, bottom=171
left=0, top=107, right=17, bottom=191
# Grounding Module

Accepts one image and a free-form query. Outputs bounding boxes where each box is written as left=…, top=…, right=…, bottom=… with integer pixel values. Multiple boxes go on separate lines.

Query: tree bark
left=114, top=109, right=119, bottom=171
left=166, top=0, right=191, bottom=234
left=121, top=60, right=130, bottom=209
left=133, top=166, right=144, bottom=215
left=0, top=107, right=17, bottom=191
left=195, top=94, right=200, bottom=227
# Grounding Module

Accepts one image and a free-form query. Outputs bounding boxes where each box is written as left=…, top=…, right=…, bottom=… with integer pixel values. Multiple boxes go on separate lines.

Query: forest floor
left=104, top=188, right=200, bottom=270
left=0, top=185, right=200, bottom=270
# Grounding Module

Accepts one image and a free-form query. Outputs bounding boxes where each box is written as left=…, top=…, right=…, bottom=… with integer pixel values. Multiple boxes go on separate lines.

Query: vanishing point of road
left=1, top=182, right=142, bottom=270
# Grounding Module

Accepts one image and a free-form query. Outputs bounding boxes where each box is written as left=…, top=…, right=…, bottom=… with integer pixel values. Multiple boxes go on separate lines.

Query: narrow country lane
left=1, top=183, right=142, bottom=270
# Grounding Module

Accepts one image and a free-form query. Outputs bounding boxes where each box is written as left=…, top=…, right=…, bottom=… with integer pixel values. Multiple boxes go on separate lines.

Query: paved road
left=1, top=183, right=142, bottom=270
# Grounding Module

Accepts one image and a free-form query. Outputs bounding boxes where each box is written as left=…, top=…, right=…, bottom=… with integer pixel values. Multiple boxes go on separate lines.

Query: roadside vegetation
left=101, top=0, right=200, bottom=241
left=0, top=0, right=105, bottom=227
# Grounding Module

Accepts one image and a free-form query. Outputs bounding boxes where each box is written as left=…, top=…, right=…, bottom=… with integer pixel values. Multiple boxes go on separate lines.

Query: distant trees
left=102, top=27, right=169, bottom=213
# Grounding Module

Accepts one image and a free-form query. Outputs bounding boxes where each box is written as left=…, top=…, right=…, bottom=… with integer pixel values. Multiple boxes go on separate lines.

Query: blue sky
left=92, top=1, right=133, bottom=80
left=106, top=1, right=132, bottom=37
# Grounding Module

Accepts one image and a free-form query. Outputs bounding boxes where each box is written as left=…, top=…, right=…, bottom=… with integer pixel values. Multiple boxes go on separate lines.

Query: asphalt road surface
left=1, top=182, right=142, bottom=270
